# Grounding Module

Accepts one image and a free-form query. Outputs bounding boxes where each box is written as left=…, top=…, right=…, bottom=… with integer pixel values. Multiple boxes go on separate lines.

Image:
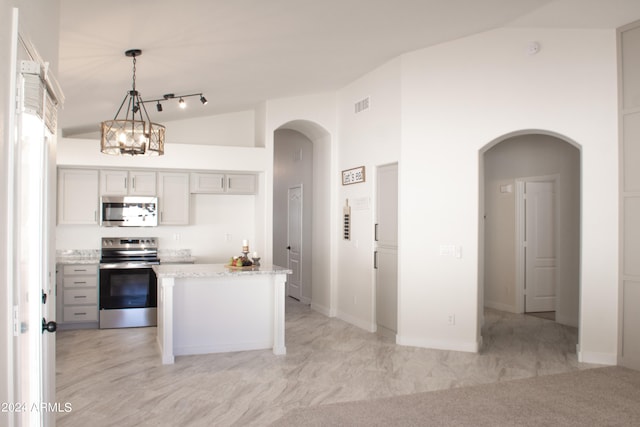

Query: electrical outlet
left=448, top=314, right=455, bottom=326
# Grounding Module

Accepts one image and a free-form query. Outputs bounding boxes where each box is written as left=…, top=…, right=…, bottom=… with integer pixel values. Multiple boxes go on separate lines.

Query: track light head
left=200, top=95, right=208, bottom=105
left=156, top=102, right=163, bottom=112
left=178, top=97, right=186, bottom=108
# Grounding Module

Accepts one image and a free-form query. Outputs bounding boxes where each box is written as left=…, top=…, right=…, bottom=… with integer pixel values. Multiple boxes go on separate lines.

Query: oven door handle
left=100, top=262, right=159, bottom=270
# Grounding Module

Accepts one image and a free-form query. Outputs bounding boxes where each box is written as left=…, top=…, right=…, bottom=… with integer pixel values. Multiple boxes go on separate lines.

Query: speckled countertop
left=158, top=249, right=196, bottom=264
left=153, top=263, right=291, bottom=279
left=56, top=250, right=100, bottom=264
left=56, top=249, right=196, bottom=264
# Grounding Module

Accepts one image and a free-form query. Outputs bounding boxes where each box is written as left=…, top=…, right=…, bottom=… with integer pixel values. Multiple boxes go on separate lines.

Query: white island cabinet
left=153, top=263, right=291, bottom=364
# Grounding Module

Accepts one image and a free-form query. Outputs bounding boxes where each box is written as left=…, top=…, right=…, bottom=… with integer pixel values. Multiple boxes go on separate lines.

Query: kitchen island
left=153, top=263, right=291, bottom=364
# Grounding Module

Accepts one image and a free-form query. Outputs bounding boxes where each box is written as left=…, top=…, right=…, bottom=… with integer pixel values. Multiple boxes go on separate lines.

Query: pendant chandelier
left=100, top=49, right=208, bottom=156
left=100, top=49, right=165, bottom=156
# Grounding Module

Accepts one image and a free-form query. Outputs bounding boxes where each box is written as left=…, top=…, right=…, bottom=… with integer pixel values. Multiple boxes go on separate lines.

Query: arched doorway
left=273, top=120, right=333, bottom=313
left=479, top=131, right=581, bottom=345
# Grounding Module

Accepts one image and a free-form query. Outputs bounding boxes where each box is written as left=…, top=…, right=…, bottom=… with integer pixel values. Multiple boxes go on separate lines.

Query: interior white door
left=375, top=163, right=398, bottom=334
left=524, top=181, right=557, bottom=313
left=287, top=186, right=303, bottom=300
left=11, top=24, right=60, bottom=425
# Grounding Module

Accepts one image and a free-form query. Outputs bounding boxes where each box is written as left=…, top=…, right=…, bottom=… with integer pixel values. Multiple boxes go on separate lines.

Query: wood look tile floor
left=56, top=299, right=599, bottom=427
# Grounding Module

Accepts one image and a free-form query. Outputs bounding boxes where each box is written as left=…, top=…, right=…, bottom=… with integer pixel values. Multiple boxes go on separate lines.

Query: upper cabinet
left=190, top=172, right=256, bottom=194
left=227, top=174, right=257, bottom=194
left=158, top=172, right=190, bottom=225
left=100, top=170, right=157, bottom=196
left=190, top=172, right=225, bottom=193
left=57, top=169, right=99, bottom=225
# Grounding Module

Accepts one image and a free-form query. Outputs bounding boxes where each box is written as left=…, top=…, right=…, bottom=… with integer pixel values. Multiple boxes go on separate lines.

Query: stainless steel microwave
left=101, top=196, right=158, bottom=227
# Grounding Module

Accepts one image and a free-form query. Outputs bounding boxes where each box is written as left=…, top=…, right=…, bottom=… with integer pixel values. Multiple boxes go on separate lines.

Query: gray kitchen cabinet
left=57, top=168, right=99, bottom=225
left=226, top=173, right=257, bottom=194
left=100, top=169, right=156, bottom=196
left=158, top=172, right=190, bottom=225
left=190, top=172, right=256, bottom=194
left=57, top=264, right=99, bottom=329
left=190, top=172, right=225, bottom=193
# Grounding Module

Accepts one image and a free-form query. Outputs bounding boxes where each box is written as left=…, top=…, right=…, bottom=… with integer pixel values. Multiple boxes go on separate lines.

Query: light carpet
left=271, top=366, right=640, bottom=426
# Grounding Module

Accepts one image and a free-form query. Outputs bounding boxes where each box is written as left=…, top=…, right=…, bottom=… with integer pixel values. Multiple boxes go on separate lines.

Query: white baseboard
left=484, top=300, right=518, bottom=313
left=174, top=340, right=272, bottom=356
left=310, top=302, right=332, bottom=317
left=336, top=310, right=376, bottom=333
left=577, top=348, right=617, bottom=365
left=396, top=334, right=480, bottom=353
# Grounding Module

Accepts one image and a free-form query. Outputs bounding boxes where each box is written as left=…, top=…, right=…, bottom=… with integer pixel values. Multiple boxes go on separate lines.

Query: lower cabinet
left=57, top=264, right=99, bottom=329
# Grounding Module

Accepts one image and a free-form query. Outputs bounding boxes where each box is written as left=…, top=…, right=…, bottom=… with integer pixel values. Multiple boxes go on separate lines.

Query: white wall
left=399, top=28, right=618, bottom=362
left=335, top=57, right=402, bottom=331
left=483, top=134, right=581, bottom=327
left=162, top=109, right=255, bottom=146
left=264, top=93, right=338, bottom=315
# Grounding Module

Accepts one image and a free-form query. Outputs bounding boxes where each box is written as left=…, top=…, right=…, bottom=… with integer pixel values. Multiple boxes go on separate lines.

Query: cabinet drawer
left=64, top=288, right=97, bottom=305
left=63, top=276, right=97, bottom=288
left=63, top=306, right=98, bottom=322
left=63, top=265, right=98, bottom=276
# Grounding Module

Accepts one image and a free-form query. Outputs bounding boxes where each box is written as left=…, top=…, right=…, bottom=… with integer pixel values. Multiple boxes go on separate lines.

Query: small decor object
left=342, top=166, right=365, bottom=185
left=252, top=252, right=261, bottom=266
left=227, top=240, right=255, bottom=268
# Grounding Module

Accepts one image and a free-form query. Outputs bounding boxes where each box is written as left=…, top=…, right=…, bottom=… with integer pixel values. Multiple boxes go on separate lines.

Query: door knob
left=286, top=246, right=291, bottom=250
left=42, top=318, right=57, bottom=333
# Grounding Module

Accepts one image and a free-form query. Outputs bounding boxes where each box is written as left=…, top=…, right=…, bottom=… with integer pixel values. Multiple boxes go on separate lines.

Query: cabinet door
left=190, top=172, right=225, bottom=193
left=100, top=170, right=128, bottom=195
left=226, top=174, right=257, bottom=194
left=158, top=172, right=190, bottom=225
left=129, top=171, right=157, bottom=195
left=57, top=169, right=99, bottom=225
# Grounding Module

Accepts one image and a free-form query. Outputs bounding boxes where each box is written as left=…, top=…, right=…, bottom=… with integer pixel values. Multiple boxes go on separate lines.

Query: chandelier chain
left=132, top=54, right=137, bottom=94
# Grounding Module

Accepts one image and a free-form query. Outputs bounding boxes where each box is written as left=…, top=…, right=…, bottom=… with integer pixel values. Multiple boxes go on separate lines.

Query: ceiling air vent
left=354, top=96, right=370, bottom=114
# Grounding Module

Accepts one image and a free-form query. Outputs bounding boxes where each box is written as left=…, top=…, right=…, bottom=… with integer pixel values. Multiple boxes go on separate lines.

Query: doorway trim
left=515, top=174, right=559, bottom=314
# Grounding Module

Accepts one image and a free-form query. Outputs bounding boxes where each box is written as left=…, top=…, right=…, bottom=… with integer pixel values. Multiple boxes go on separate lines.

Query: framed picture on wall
left=342, top=166, right=365, bottom=185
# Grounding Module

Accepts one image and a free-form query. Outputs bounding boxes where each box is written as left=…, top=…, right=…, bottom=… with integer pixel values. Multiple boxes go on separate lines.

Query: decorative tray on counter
left=225, top=264, right=260, bottom=270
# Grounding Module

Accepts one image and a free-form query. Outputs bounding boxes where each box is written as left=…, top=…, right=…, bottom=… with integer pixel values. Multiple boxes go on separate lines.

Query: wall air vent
left=354, top=96, right=370, bottom=114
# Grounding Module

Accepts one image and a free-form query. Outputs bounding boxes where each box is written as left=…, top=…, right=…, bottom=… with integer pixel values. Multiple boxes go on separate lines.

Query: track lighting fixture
left=144, top=92, right=208, bottom=112
left=100, top=48, right=208, bottom=156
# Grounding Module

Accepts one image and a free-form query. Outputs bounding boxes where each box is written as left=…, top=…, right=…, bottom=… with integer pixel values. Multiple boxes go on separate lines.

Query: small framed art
left=342, top=166, right=365, bottom=185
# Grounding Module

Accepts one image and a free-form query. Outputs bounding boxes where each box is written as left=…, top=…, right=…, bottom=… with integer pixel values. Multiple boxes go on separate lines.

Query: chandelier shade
left=100, top=119, right=165, bottom=156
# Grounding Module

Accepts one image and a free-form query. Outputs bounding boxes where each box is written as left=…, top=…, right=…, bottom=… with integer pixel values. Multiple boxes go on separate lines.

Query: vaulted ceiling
left=58, top=0, right=640, bottom=138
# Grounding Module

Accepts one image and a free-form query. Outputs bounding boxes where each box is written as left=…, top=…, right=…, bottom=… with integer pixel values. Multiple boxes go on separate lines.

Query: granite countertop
left=56, top=248, right=196, bottom=264
left=159, top=249, right=196, bottom=264
left=56, top=250, right=100, bottom=264
left=153, top=263, right=292, bottom=279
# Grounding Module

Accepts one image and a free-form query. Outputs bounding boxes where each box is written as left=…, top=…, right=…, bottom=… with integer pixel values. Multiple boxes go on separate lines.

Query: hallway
left=56, top=299, right=598, bottom=426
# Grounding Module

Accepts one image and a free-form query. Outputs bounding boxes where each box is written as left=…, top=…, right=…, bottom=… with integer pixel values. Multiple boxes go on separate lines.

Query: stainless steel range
left=99, top=237, right=159, bottom=328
